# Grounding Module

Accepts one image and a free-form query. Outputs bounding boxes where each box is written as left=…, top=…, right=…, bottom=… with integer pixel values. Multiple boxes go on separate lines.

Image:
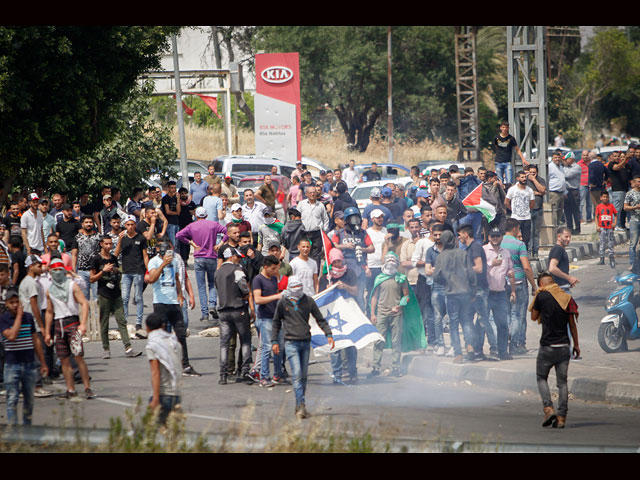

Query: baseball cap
left=419, top=180, right=428, bottom=189
left=381, top=187, right=393, bottom=198
left=4, top=287, right=19, bottom=300
left=222, top=247, right=242, bottom=259
left=370, top=187, right=382, bottom=199
left=25, top=254, right=43, bottom=268
left=333, top=210, right=345, bottom=219
left=29, top=193, right=39, bottom=201
left=267, top=240, right=281, bottom=250
left=195, top=207, right=208, bottom=218
left=488, top=227, right=503, bottom=237
left=61, top=203, right=72, bottom=211
left=103, top=194, right=112, bottom=200
left=263, top=207, right=275, bottom=216
left=485, top=171, right=497, bottom=178
left=142, top=201, right=154, bottom=210
left=416, top=190, right=430, bottom=198
left=123, top=215, right=137, bottom=224
left=225, top=171, right=232, bottom=179
left=370, top=209, right=385, bottom=219
left=230, top=203, right=242, bottom=212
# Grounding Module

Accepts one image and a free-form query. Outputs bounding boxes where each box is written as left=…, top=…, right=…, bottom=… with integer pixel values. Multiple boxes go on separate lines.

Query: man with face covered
left=271, top=276, right=334, bottom=419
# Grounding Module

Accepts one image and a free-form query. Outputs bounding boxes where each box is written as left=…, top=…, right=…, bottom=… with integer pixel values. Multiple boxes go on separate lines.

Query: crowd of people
left=0, top=133, right=590, bottom=424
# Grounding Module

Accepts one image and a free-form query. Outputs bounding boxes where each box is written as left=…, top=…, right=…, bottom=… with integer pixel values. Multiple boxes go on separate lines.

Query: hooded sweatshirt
left=433, top=230, right=477, bottom=296
left=281, top=218, right=306, bottom=258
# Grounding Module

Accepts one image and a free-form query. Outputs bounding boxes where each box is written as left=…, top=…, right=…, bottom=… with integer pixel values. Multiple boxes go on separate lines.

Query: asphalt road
left=3, top=245, right=640, bottom=452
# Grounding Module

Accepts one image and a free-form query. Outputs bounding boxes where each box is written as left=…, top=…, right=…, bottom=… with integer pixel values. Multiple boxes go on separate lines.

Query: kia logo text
left=261, top=66, right=293, bottom=84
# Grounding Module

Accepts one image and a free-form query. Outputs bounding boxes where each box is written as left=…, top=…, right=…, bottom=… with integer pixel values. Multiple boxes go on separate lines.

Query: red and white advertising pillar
left=254, top=53, right=301, bottom=163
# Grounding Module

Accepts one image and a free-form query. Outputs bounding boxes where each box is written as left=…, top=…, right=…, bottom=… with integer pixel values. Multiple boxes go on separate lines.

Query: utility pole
left=387, top=26, right=394, bottom=164
left=454, top=26, right=481, bottom=164
left=172, top=35, right=189, bottom=190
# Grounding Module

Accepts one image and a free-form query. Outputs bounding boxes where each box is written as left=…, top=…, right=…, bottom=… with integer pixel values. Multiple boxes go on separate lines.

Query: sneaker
left=125, top=348, right=142, bottom=358
left=598, top=257, right=605, bottom=265
left=103, top=349, right=111, bottom=359
left=391, top=368, right=402, bottom=377
left=182, top=366, right=202, bottom=377
left=186, top=328, right=190, bottom=337
left=34, top=387, right=53, bottom=398
left=425, top=345, right=436, bottom=354
left=57, top=390, right=78, bottom=400
left=453, top=355, right=463, bottom=364
left=347, top=376, right=359, bottom=385
left=210, top=308, right=219, bottom=320
left=271, top=375, right=289, bottom=385
left=610, top=256, right=616, bottom=269
left=243, top=372, right=258, bottom=385
left=218, top=375, right=228, bottom=385
left=445, top=347, right=455, bottom=357
left=135, top=328, right=147, bottom=339
left=499, top=353, right=513, bottom=361
left=84, top=388, right=96, bottom=399
left=259, top=378, right=274, bottom=388
left=249, top=370, right=260, bottom=381
left=41, top=376, right=53, bottom=386
left=368, top=368, right=380, bottom=378
left=295, top=403, right=310, bottom=419
left=487, top=350, right=500, bottom=361
left=435, top=346, right=446, bottom=356
left=200, top=315, right=209, bottom=323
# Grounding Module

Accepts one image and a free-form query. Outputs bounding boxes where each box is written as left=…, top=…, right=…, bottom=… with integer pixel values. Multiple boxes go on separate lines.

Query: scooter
left=599, top=272, right=640, bottom=353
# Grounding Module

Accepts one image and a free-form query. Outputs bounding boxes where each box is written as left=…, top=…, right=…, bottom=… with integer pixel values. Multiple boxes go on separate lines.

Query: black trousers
left=564, top=188, right=581, bottom=232
left=153, top=303, right=190, bottom=368
left=306, top=229, right=323, bottom=271
left=218, top=307, right=252, bottom=377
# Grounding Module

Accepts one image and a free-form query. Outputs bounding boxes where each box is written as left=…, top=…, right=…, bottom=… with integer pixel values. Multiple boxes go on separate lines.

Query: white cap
left=370, top=209, right=385, bottom=218
left=230, top=203, right=242, bottom=212
left=195, top=207, right=208, bottom=218
left=124, top=214, right=137, bottom=224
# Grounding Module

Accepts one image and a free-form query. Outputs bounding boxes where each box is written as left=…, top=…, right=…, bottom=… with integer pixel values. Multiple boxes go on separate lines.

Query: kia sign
left=255, top=53, right=301, bottom=163
left=261, top=66, right=294, bottom=84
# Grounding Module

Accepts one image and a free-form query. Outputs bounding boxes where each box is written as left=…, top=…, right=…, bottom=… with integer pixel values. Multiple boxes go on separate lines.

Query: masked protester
left=272, top=276, right=334, bottom=419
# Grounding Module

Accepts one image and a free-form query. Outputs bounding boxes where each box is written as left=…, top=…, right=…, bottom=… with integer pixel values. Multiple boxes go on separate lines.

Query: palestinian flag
left=462, top=183, right=496, bottom=222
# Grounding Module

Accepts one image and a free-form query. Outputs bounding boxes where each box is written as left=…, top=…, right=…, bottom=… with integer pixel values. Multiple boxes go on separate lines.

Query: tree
left=17, top=81, right=178, bottom=201
left=0, top=26, right=181, bottom=203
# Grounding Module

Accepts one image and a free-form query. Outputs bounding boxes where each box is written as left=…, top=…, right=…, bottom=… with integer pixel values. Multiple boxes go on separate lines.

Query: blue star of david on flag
left=326, top=310, right=347, bottom=333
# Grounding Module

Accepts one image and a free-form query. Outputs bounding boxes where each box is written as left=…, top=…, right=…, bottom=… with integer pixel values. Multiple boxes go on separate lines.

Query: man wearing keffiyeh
left=368, top=252, right=426, bottom=378
left=529, top=272, right=580, bottom=430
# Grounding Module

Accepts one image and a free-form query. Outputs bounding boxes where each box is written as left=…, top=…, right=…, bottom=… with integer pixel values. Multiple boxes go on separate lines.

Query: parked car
left=596, top=145, right=629, bottom=163
left=211, top=155, right=298, bottom=178
left=417, top=160, right=465, bottom=176
left=531, top=146, right=571, bottom=162
left=301, top=156, right=333, bottom=177
left=350, top=177, right=414, bottom=212
left=235, top=174, right=292, bottom=222
left=146, top=159, right=208, bottom=188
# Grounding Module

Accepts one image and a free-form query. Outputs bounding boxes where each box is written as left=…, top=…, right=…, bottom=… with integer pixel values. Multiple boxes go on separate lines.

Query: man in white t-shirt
left=365, top=209, right=388, bottom=296
left=21, top=193, right=45, bottom=255
left=289, top=238, right=318, bottom=296
left=342, top=159, right=360, bottom=190
left=505, top=170, right=536, bottom=250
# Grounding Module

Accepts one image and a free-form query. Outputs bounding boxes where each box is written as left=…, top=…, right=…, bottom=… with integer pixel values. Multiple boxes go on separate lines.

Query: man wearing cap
left=257, top=207, right=283, bottom=257
left=146, top=237, right=201, bottom=377
left=214, top=246, right=254, bottom=385
left=331, top=181, right=357, bottom=217
left=21, top=193, right=45, bottom=256
left=176, top=206, right=228, bottom=323
left=220, top=172, right=239, bottom=205
left=115, top=215, right=149, bottom=333
left=1, top=287, right=50, bottom=424
left=362, top=187, right=392, bottom=229
left=98, top=193, right=120, bottom=235
left=227, top=203, right=251, bottom=234
left=483, top=226, right=517, bottom=360
left=365, top=208, right=388, bottom=298
left=291, top=161, right=306, bottom=182
left=189, top=171, right=210, bottom=207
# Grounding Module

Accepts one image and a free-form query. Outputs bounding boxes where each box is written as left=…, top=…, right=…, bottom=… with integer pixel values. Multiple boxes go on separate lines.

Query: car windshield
left=238, top=179, right=280, bottom=191
left=352, top=186, right=375, bottom=201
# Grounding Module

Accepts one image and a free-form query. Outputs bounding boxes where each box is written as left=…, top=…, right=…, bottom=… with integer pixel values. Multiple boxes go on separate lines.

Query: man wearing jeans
left=526, top=165, right=547, bottom=259
left=424, top=224, right=447, bottom=356
left=493, top=122, right=528, bottom=184
left=161, top=180, right=181, bottom=247
left=624, top=176, right=640, bottom=266
left=502, top=219, right=538, bottom=356
left=530, top=272, right=580, bottom=429
left=115, top=216, right=148, bottom=334
left=71, top=215, right=101, bottom=301
left=577, top=150, right=593, bottom=223
left=484, top=227, right=517, bottom=360
left=176, top=207, right=228, bottom=324
left=608, top=150, right=631, bottom=231
left=272, top=276, right=334, bottom=419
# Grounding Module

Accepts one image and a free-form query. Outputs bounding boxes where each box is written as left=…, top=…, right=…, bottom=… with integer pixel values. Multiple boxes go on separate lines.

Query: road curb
left=405, top=354, right=640, bottom=407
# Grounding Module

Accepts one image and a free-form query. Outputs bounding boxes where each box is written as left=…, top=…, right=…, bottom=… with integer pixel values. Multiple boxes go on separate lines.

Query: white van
left=211, top=155, right=298, bottom=177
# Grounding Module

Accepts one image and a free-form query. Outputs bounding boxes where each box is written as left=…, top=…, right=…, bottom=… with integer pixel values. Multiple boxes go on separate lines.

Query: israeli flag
left=310, top=284, right=384, bottom=356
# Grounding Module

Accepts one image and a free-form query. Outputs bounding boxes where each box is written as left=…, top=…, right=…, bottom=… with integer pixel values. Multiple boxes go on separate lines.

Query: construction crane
left=454, top=26, right=481, bottom=165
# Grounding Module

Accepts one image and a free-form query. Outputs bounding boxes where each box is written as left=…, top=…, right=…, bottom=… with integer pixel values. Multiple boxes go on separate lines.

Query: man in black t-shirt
left=116, top=215, right=149, bottom=333
left=136, top=205, right=165, bottom=259
left=530, top=272, right=580, bottom=429
left=161, top=181, right=181, bottom=248
left=90, top=235, right=140, bottom=359
left=55, top=204, right=80, bottom=253
left=177, top=187, right=196, bottom=265
left=547, top=227, right=578, bottom=292
left=493, top=122, right=528, bottom=184
left=2, top=202, right=22, bottom=245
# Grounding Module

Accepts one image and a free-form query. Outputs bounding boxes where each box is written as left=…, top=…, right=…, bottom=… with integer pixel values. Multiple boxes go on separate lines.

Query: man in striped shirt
left=0, top=288, right=48, bottom=425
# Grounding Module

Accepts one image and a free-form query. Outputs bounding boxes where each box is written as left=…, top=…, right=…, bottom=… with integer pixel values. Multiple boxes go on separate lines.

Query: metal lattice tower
left=454, top=26, right=481, bottom=164
left=507, top=26, right=548, bottom=182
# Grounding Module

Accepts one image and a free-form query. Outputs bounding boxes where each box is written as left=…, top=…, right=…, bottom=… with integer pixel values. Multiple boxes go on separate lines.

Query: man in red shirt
left=595, top=190, right=617, bottom=267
